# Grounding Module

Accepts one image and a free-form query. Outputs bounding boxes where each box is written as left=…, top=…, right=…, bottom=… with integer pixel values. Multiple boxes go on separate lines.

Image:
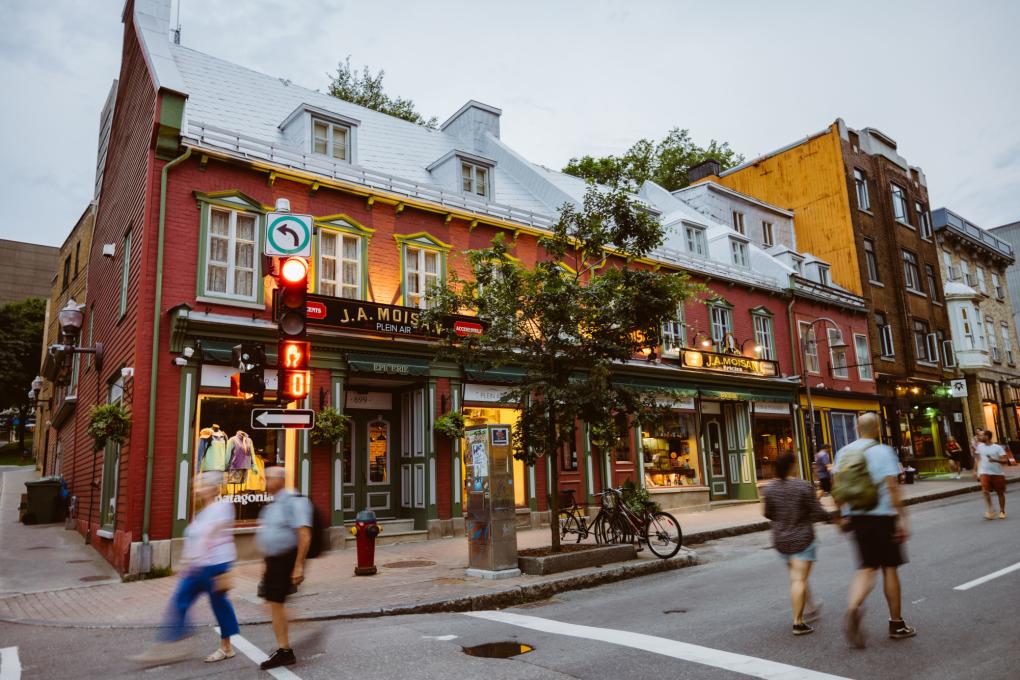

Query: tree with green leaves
left=423, top=186, right=700, bottom=551
left=563, top=128, right=744, bottom=192
left=327, top=56, right=438, bottom=129
left=0, top=298, right=46, bottom=454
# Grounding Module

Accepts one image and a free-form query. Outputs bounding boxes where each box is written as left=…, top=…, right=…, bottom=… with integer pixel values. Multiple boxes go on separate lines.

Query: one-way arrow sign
left=250, top=408, right=315, bottom=430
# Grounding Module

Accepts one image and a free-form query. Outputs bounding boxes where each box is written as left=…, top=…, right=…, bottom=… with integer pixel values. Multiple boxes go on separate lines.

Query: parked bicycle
left=598, top=486, right=683, bottom=559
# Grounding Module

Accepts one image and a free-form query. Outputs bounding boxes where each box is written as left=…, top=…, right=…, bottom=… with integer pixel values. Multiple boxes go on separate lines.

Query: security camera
left=182, top=346, right=195, bottom=359
left=121, top=367, right=135, bottom=379
left=173, top=357, right=188, bottom=367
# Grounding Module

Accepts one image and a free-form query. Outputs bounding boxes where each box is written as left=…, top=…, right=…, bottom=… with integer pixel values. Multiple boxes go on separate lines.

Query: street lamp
left=46, top=299, right=103, bottom=375
left=740, top=338, right=763, bottom=357
left=799, top=317, right=848, bottom=463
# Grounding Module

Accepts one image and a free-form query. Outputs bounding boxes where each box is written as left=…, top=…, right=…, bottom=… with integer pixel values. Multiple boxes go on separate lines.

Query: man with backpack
left=832, top=412, right=916, bottom=648
left=256, top=466, right=314, bottom=670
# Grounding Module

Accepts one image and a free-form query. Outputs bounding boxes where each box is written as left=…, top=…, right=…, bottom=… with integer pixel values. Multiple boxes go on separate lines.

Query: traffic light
left=231, top=342, right=265, bottom=399
left=276, top=256, right=310, bottom=403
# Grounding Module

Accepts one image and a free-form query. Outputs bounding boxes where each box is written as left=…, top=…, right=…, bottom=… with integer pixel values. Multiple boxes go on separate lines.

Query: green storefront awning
left=464, top=363, right=528, bottom=384
left=699, top=387, right=795, bottom=403
left=199, top=340, right=277, bottom=364
left=347, top=353, right=431, bottom=376
left=612, top=377, right=698, bottom=397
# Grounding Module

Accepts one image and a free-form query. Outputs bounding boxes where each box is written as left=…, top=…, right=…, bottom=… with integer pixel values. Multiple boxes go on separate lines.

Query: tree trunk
left=548, top=403, right=561, bottom=553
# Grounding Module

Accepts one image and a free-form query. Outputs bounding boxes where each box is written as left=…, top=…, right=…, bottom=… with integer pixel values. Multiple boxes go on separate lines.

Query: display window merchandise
left=753, top=417, right=796, bottom=480
left=194, top=395, right=283, bottom=521
left=642, top=413, right=704, bottom=488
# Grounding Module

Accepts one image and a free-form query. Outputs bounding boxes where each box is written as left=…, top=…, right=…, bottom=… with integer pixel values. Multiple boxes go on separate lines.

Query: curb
left=2, top=477, right=1015, bottom=630
left=0, top=551, right=699, bottom=629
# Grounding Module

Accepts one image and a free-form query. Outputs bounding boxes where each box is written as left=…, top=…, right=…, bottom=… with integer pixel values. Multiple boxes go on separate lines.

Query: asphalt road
left=2, top=492, right=1018, bottom=680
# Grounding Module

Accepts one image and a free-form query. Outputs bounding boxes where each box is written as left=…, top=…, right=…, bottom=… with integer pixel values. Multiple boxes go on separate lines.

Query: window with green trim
left=319, top=230, right=361, bottom=299
left=119, top=230, right=131, bottom=318
left=405, top=246, right=442, bottom=309
left=709, top=303, right=733, bottom=351
left=752, top=311, right=775, bottom=360
left=99, top=375, right=125, bottom=531
left=204, top=205, right=259, bottom=301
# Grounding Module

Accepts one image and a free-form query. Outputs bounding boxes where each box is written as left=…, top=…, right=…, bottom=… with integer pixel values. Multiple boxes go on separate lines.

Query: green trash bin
left=23, top=477, right=64, bottom=525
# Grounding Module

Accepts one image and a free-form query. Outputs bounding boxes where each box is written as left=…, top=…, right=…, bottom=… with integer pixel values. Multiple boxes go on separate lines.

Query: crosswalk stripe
left=466, top=611, right=853, bottom=680
left=215, top=628, right=301, bottom=680
left=954, top=560, right=1020, bottom=591
left=0, top=647, right=21, bottom=680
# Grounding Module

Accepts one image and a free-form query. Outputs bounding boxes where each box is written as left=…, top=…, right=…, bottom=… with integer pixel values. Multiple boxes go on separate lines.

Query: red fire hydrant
left=350, top=509, right=381, bottom=575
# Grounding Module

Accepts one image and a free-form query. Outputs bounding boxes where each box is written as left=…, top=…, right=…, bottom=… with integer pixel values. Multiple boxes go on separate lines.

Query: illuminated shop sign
left=681, top=349, right=779, bottom=377
left=303, top=294, right=484, bottom=339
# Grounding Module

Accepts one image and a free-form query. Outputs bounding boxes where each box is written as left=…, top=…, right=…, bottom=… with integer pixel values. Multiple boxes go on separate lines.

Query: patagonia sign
left=298, top=294, right=484, bottom=339
left=681, top=349, right=778, bottom=377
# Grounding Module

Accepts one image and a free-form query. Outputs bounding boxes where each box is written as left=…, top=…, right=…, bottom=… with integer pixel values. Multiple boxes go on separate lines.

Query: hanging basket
left=310, top=407, right=351, bottom=447
left=87, top=403, right=131, bottom=452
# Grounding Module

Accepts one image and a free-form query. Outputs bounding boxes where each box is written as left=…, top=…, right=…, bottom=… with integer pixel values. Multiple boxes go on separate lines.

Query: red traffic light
left=281, top=256, right=308, bottom=284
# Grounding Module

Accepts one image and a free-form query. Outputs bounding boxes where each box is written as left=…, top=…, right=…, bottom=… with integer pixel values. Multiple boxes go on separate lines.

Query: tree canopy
left=0, top=297, right=46, bottom=450
left=562, top=128, right=744, bottom=192
left=327, top=56, right=438, bottom=129
left=423, top=186, right=702, bottom=550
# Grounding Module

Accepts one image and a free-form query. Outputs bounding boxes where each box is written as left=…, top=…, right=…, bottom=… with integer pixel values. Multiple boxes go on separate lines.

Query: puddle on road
left=463, top=642, right=534, bottom=659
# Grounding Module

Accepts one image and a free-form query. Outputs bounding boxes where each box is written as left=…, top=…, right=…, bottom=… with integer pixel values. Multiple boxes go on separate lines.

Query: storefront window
left=642, top=413, right=703, bottom=487
left=368, top=420, right=389, bottom=483
left=829, top=412, right=859, bottom=453
left=753, top=418, right=796, bottom=480
left=195, top=396, right=282, bottom=521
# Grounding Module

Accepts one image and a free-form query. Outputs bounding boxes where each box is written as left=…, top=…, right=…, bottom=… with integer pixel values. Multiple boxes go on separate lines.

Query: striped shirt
left=762, top=478, right=830, bottom=555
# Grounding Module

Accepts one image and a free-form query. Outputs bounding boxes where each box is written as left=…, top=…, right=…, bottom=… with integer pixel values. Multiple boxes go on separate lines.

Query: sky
left=1, top=0, right=1018, bottom=247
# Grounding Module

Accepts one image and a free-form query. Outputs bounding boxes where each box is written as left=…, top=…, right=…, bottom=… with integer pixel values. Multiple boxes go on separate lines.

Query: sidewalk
left=1, top=467, right=1016, bottom=629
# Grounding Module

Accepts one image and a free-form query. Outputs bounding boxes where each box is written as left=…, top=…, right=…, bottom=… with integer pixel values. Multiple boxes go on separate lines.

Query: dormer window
left=818, top=265, right=831, bottom=286
left=731, top=210, right=746, bottom=235
left=313, top=118, right=350, bottom=161
left=684, top=224, right=706, bottom=256
left=461, top=161, right=489, bottom=198
left=730, top=238, right=750, bottom=268
left=791, top=257, right=804, bottom=275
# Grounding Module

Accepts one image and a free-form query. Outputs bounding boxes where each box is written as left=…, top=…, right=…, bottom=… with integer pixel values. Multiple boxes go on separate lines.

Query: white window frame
left=943, top=251, right=954, bottom=279
left=891, top=183, right=909, bottom=223
left=925, top=332, right=939, bottom=364
left=960, top=259, right=972, bottom=287
left=318, top=230, right=362, bottom=299
left=854, top=333, right=873, bottom=381
left=864, top=238, right=881, bottom=283
left=312, top=118, right=351, bottom=161
left=661, top=305, right=686, bottom=354
left=976, top=265, right=988, bottom=294
left=942, top=339, right=957, bottom=368
left=731, top=211, right=745, bottom=234
left=818, top=265, right=831, bottom=286
left=854, top=169, right=870, bottom=211
left=913, top=320, right=933, bottom=364
left=119, top=230, right=131, bottom=318
left=761, top=221, right=774, bottom=247
left=799, top=321, right=820, bottom=373
left=405, top=246, right=442, bottom=309
left=960, top=306, right=976, bottom=350
left=461, top=161, right=490, bottom=198
left=902, top=250, right=922, bottom=292
left=710, top=304, right=733, bottom=349
left=828, top=327, right=849, bottom=379
left=916, top=202, right=932, bottom=239
left=925, top=264, right=939, bottom=302
left=685, top=225, right=706, bottom=256
left=993, top=272, right=1005, bottom=299
left=877, top=313, right=895, bottom=358
left=752, top=312, right=775, bottom=360
left=204, top=206, right=259, bottom=302
left=730, top=238, right=750, bottom=268
left=1002, top=322, right=1014, bottom=365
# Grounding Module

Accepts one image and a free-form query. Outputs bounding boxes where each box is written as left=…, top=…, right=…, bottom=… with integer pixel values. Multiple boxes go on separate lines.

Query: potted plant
left=87, top=403, right=131, bottom=452
left=433, top=410, right=465, bottom=439
left=620, top=478, right=659, bottom=515
left=310, top=407, right=351, bottom=447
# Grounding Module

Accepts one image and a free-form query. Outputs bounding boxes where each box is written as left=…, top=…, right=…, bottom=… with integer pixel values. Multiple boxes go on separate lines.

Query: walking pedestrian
left=974, top=430, right=1008, bottom=520
left=814, top=443, right=834, bottom=499
left=946, top=436, right=963, bottom=479
left=832, top=412, right=916, bottom=648
left=256, top=466, right=313, bottom=670
left=131, top=472, right=239, bottom=666
left=762, top=451, right=831, bottom=635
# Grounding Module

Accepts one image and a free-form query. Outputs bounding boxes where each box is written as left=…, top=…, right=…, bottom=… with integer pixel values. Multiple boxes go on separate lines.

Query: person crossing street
left=974, top=430, right=1008, bottom=520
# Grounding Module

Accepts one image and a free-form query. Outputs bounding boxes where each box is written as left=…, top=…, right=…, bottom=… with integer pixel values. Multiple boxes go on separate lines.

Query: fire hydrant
left=350, top=509, right=381, bottom=575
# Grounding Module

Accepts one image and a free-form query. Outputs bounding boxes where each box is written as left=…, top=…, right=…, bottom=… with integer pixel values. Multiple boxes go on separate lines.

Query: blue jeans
left=157, top=562, right=240, bottom=642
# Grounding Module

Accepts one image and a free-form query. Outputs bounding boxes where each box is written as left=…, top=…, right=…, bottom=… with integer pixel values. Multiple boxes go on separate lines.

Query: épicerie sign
left=296, top=293, right=485, bottom=339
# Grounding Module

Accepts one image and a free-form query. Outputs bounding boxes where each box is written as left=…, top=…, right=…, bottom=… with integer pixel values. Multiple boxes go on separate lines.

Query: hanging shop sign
left=680, top=349, right=779, bottom=377
left=301, top=294, right=483, bottom=339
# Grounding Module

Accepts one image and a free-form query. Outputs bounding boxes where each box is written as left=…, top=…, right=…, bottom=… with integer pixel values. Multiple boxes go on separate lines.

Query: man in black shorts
left=833, top=413, right=916, bottom=648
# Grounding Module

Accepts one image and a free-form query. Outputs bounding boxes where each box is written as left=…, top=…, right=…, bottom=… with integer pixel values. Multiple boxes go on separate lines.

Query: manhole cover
left=66, top=559, right=92, bottom=564
left=79, top=575, right=110, bottom=582
left=381, top=560, right=436, bottom=568
left=463, top=642, right=534, bottom=659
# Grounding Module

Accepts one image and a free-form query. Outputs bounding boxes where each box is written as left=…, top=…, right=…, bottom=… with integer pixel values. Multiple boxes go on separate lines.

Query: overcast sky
left=2, top=0, right=1018, bottom=247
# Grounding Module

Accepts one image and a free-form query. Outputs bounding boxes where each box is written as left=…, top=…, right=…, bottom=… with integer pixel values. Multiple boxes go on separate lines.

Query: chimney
left=440, top=100, right=502, bottom=145
left=687, top=159, right=721, bottom=184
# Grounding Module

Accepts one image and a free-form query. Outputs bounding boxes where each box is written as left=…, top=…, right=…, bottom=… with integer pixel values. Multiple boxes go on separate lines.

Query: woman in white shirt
left=132, top=472, right=239, bottom=665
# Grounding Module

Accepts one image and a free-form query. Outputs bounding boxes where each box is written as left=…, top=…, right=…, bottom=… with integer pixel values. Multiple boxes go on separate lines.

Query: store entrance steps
left=343, top=518, right=428, bottom=547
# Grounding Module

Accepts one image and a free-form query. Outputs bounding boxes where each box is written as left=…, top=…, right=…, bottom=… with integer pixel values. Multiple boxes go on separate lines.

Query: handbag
left=212, top=571, right=234, bottom=592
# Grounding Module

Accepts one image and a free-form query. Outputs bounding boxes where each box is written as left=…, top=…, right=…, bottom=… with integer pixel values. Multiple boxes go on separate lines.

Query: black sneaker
left=889, top=619, right=917, bottom=639
left=792, top=623, right=815, bottom=636
left=260, top=648, right=296, bottom=670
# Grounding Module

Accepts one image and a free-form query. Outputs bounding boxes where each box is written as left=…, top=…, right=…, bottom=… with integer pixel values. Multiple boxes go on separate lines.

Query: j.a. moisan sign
left=300, top=294, right=484, bottom=339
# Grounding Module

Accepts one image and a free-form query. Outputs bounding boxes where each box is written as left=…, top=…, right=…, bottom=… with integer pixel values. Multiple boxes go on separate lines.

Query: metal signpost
left=250, top=408, right=315, bottom=430
left=464, top=424, right=520, bottom=579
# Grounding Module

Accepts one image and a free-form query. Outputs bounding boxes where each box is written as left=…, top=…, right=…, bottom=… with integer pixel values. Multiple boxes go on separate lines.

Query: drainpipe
left=141, top=146, right=192, bottom=564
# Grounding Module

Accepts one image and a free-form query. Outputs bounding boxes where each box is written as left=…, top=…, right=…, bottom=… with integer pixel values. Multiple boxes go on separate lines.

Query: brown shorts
left=980, top=474, right=1006, bottom=494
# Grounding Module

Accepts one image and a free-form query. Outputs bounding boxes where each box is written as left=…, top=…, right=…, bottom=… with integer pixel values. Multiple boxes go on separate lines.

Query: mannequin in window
left=196, top=428, right=214, bottom=471
left=227, top=431, right=254, bottom=471
left=201, top=425, right=229, bottom=472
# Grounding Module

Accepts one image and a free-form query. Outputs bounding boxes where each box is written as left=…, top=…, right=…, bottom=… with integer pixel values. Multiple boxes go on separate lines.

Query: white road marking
left=215, top=628, right=301, bottom=680
left=422, top=634, right=459, bottom=641
left=911, top=598, right=926, bottom=604
left=467, top=611, right=852, bottom=680
left=954, top=560, right=1020, bottom=591
left=0, top=647, right=21, bottom=680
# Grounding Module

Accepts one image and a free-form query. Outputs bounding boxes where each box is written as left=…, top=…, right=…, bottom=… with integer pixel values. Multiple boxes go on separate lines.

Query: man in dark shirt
left=814, top=443, right=833, bottom=499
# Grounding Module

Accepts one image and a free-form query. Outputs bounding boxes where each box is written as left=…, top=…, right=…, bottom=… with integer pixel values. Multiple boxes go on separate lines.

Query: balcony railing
left=933, top=208, right=1014, bottom=259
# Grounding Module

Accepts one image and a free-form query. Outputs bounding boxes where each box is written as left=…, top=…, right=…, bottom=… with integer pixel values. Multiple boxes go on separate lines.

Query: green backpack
left=832, top=443, right=879, bottom=511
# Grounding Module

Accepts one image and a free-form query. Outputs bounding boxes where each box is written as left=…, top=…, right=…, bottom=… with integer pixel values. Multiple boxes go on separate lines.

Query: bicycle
left=598, top=486, right=683, bottom=559
left=557, top=489, right=596, bottom=543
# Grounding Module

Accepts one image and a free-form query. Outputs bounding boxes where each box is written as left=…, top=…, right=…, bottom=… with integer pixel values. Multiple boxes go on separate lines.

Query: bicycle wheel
left=559, top=511, right=581, bottom=543
left=644, top=511, right=683, bottom=559
left=603, top=513, right=635, bottom=545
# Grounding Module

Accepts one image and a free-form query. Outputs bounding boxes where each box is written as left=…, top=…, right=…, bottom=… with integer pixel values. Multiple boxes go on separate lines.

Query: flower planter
left=517, top=543, right=637, bottom=576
